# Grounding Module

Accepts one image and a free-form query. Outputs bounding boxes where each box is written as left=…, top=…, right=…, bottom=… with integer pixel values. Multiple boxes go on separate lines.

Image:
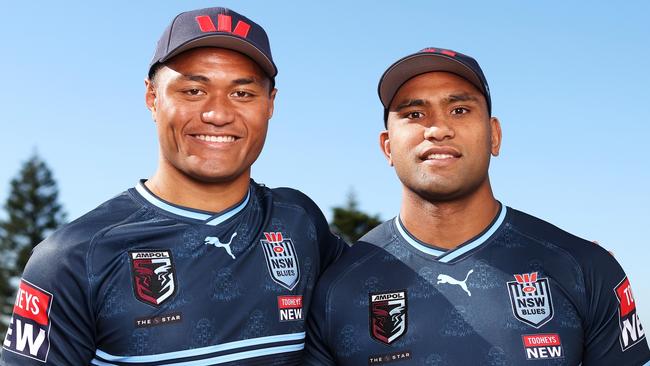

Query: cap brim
left=160, top=34, right=277, bottom=78
left=378, top=53, right=484, bottom=108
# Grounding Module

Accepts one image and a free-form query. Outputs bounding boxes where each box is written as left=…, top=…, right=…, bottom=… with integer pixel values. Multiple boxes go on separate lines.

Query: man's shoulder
left=35, top=190, right=142, bottom=256
left=256, top=182, right=325, bottom=218
left=266, top=184, right=314, bottom=207
left=315, top=221, right=394, bottom=293
left=358, top=219, right=395, bottom=248
left=506, top=206, right=614, bottom=265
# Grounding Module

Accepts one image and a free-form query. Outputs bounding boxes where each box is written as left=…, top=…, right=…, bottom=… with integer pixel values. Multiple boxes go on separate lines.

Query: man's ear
left=379, top=130, right=393, bottom=166
left=267, top=88, right=277, bottom=120
left=490, top=117, right=502, bottom=156
left=144, top=78, right=156, bottom=114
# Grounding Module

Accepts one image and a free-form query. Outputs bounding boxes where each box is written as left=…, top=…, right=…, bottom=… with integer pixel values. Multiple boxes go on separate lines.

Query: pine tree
left=0, top=153, right=66, bottom=334
left=330, top=189, right=381, bottom=243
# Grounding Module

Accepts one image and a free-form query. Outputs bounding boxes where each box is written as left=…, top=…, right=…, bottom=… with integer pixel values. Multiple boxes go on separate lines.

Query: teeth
left=427, top=154, right=454, bottom=160
left=196, top=135, right=236, bottom=143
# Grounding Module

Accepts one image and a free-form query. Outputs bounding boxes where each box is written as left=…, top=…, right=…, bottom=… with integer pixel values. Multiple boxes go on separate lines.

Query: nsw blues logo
left=129, top=250, right=177, bottom=307
left=507, top=272, right=554, bottom=328
left=260, top=232, right=300, bottom=290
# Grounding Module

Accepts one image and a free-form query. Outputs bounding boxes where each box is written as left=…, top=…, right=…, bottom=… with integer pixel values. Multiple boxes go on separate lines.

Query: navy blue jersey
left=305, top=204, right=650, bottom=365
left=2, top=180, right=345, bottom=365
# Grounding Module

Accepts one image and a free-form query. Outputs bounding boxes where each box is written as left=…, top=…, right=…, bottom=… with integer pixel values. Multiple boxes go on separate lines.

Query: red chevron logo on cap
left=422, top=48, right=457, bottom=57
left=195, top=15, right=251, bottom=37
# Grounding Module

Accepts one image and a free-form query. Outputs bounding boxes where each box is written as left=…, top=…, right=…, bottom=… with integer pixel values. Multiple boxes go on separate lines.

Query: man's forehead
left=165, top=47, right=266, bottom=73
left=390, top=72, right=484, bottom=105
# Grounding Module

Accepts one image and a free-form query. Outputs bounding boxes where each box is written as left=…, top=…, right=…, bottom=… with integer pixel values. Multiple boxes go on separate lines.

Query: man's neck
left=399, top=181, right=500, bottom=250
left=145, top=165, right=250, bottom=213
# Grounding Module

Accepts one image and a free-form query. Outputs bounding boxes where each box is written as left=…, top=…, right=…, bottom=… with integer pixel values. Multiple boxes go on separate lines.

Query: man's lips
left=189, top=133, right=241, bottom=144
left=419, top=146, right=462, bottom=161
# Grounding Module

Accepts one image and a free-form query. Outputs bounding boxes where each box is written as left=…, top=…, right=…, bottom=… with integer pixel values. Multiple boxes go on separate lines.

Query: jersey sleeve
left=304, top=275, right=336, bottom=366
left=580, top=245, right=650, bottom=365
left=285, top=188, right=348, bottom=271
left=2, top=234, right=96, bottom=365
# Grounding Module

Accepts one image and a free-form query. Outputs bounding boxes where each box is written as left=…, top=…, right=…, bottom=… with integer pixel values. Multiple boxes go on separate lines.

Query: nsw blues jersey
left=305, top=204, right=650, bottom=365
left=2, top=180, right=345, bottom=365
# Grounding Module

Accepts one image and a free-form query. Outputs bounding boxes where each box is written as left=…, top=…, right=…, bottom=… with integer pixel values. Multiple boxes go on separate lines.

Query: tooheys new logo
left=615, top=277, right=646, bottom=351
left=130, top=250, right=177, bottom=307
left=2, top=280, right=53, bottom=362
left=260, top=232, right=300, bottom=290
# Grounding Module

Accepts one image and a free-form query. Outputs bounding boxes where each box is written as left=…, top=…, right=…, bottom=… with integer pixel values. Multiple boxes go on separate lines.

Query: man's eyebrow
left=181, top=74, right=210, bottom=83
left=444, top=93, right=480, bottom=104
left=232, top=77, right=264, bottom=86
left=393, top=99, right=427, bottom=112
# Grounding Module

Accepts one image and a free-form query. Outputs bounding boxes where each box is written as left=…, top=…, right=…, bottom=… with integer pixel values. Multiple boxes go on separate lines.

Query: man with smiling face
left=305, top=48, right=650, bottom=365
left=2, top=7, right=345, bottom=366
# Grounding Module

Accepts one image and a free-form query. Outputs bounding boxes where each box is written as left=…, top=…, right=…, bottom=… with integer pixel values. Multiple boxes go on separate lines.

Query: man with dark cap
left=2, top=7, right=344, bottom=365
left=304, top=47, right=650, bottom=365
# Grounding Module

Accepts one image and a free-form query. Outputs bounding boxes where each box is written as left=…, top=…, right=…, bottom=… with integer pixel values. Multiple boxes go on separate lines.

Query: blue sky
left=1, top=0, right=649, bottom=329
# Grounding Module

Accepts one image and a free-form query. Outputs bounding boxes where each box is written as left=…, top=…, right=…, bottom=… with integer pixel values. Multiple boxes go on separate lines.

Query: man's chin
left=183, top=168, right=249, bottom=185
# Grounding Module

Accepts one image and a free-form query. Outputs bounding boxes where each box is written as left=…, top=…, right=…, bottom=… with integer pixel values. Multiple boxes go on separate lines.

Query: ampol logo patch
left=614, top=277, right=646, bottom=351
left=130, top=250, right=177, bottom=307
left=522, top=333, right=563, bottom=360
left=369, top=290, right=407, bottom=345
left=507, top=272, right=554, bottom=328
left=2, top=279, right=53, bottom=362
left=277, top=295, right=303, bottom=322
left=260, top=232, right=300, bottom=290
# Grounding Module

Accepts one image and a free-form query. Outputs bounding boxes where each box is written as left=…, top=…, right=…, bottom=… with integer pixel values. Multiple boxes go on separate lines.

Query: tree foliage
left=330, top=190, right=381, bottom=243
left=0, top=153, right=66, bottom=334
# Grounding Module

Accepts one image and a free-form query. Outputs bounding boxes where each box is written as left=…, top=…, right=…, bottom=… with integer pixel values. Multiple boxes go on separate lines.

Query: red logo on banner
left=277, top=296, right=303, bottom=321
left=3, top=279, right=53, bottom=362
left=522, top=333, right=563, bottom=360
left=13, top=280, right=52, bottom=326
left=616, top=278, right=635, bottom=317
left=614, top=277, right=646, bottom=351
left=523, top=333, right=560, bottom=347
left=278, top=296, right=302, bottom=309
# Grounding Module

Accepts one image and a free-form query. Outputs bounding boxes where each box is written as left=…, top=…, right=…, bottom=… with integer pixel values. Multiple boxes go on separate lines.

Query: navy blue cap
left=149, top=7, right=277, bottom=78
left=378, top=47, right=491, bottom=120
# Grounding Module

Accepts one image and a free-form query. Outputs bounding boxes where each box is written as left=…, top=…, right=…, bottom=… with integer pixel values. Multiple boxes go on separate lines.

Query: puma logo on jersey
left=205, top=232, right=237, bottom=259
left=437, top=269, right=474, bottom=296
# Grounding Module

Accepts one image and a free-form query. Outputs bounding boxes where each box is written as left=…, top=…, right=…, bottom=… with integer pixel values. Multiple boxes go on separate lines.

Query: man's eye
left=406, top=111, right=424, bottom=119
left=184, top=89, right=204, bottom=96
left=232, top=91, right=252, bottom=98
left=451, top=107, right=469, bottom=115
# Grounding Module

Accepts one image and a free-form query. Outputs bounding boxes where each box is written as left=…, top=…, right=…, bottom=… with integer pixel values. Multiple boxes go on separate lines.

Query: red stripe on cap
left=196, top=16, right=217, bottom=32
left=217, top=14, right=232, bottom=33
left=233, top=21, right=251, bottom=37
left=440, top=49, right=457, bottom=57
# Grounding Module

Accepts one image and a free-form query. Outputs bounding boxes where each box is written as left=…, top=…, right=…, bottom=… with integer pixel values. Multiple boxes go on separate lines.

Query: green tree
left=330, top=189, right=381, bottom=243
left=0, top=153, right=66, bottom=334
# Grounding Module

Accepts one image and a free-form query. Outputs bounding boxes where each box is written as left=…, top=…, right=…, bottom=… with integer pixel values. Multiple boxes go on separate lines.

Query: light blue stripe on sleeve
left=95, top=331, right=305, bottom=363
